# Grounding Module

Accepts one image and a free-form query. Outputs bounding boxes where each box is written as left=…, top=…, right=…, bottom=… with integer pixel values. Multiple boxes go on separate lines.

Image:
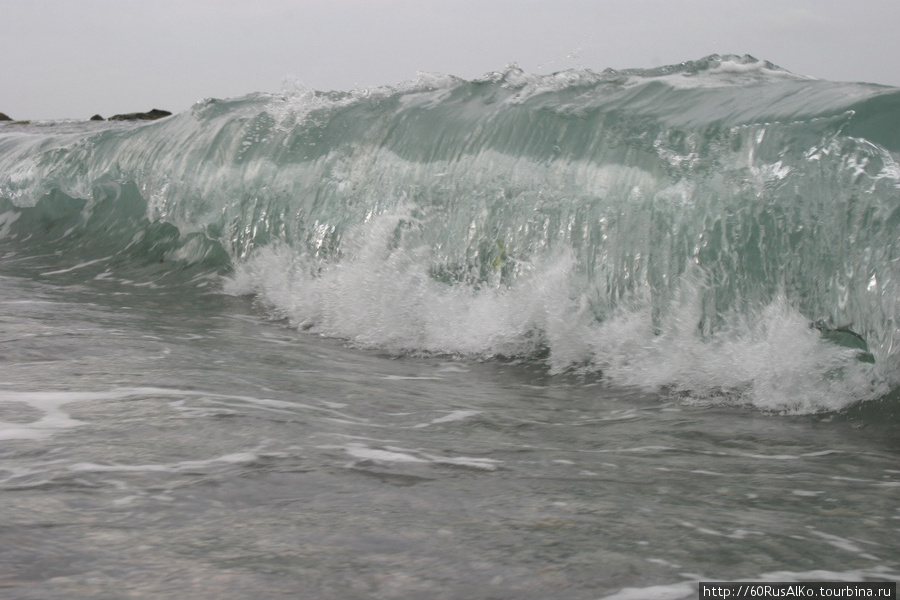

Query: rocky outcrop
left=90, top=114, right=105, bottom=121
left=108, top=109, right=171, bottom=121
left=0, top=112, right=12, bottom=121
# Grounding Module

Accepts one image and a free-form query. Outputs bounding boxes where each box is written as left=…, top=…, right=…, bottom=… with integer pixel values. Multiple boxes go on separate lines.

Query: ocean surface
left=1, top=54, right=899, bottom=598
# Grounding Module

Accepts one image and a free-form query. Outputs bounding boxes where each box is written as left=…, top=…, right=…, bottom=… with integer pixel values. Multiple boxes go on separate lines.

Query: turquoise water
left=1, top=55, right=899, bottom=598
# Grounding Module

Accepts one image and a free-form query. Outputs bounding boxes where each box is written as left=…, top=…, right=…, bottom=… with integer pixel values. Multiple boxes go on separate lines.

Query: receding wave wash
left=2, top=54, right=899, bottom=413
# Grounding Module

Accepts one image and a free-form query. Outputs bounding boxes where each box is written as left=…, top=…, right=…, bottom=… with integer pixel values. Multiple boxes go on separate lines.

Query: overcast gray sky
left=2, top=0, right=898, bottom=120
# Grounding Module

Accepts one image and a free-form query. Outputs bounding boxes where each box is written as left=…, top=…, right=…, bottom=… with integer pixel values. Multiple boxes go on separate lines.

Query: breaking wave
left=2, top=54, right=899, bottom=412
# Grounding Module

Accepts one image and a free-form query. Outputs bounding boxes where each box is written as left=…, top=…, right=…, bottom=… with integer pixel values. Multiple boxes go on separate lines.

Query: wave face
left=2, top=55, right=900, bottom=412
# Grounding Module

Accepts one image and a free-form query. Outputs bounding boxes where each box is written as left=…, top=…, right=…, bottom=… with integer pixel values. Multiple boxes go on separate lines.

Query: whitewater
left=1, top=55, right=898, bottom=598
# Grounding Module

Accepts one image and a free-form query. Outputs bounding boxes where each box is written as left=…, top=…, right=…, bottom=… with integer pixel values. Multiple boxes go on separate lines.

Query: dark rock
left=0, top=112, right=12, bottom=121
left=108, top=108, right=172, bottom=121
left=89, top=114, right=105, bottom=121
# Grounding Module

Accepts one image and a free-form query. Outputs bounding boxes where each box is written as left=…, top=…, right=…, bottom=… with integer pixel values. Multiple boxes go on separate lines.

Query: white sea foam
left=0, top=386, right=368, bottom=441
left=226, top=210, right=885, bottom=414
left=68, top=451, right=259, bottom=474
left=337, top=442, right=500, bottom=470
left=600, top=582, right=695, bottom=600
left=41, top=256, right=111, bottom=276
left=428, top=410, right=481, bottom=424
left=0, top=389, right=138, bottom=440
left=599, top=567, right=900, bottom=600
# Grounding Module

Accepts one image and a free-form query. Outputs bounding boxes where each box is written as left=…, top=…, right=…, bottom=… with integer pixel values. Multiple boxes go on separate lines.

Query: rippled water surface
left=1, top=272, right=898, bottom=600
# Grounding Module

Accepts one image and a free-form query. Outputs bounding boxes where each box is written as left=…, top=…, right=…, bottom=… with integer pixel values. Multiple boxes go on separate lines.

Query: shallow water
left=1, top=272, right=898, bottom=599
